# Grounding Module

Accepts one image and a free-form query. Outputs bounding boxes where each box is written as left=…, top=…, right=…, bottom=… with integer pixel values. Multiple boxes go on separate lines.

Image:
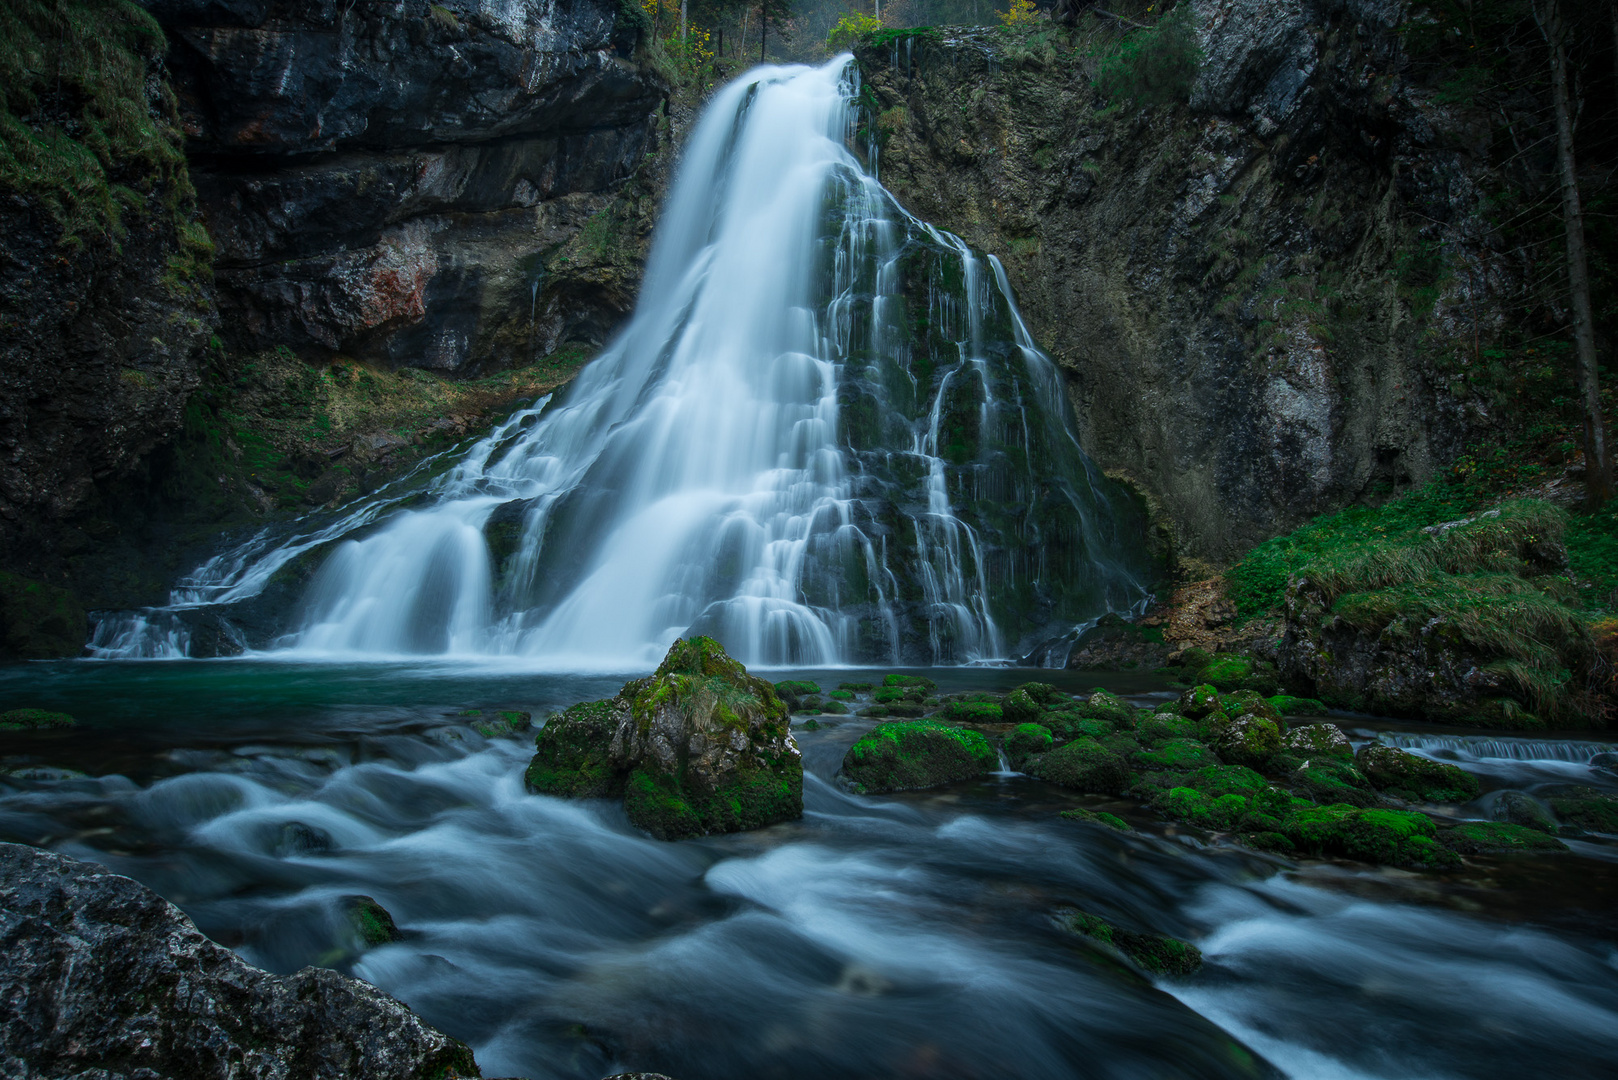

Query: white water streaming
left=90, top=58, right=1146, bottom=667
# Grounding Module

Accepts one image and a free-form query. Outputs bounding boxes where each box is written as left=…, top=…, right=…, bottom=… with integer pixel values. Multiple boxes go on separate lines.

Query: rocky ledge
left=0, top=842, right=483, bottom=1079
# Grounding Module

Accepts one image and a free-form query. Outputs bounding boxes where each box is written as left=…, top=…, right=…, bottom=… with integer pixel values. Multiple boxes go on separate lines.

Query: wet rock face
left=148, top=0, right=667, bottom=371
left=857, top=2, right=1485, bottom=557
left=0, top=842, right=482, bottom=1080
left=526, top=637, right=804, bottom=839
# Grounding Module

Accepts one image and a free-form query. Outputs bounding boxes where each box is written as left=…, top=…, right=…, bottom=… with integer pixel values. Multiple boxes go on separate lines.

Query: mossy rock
left=1135, top=713, right=1201, bottom=746
left=838, top=682, right=874, bottom=692
left=1356, top=745, right=1480, bottom=803
left=1177, top=684, right=1223, bottom=720
left=625, top=762, right=802, bottom=841
left=881, top=673, right=937, bottom=694
left=1058, top=808, right=1131, bottom=832
left=1282, top=723, right=1352, bottom=759
left=1074, top=690, right=1135, bottom=727
left=1034, top=737, right=1131, bottom=795
left=1133, top=738, right=1219, bottom=772
left=0, top=571, right=87, bottom=660
left=1284, top=805, right=1460, bottom=869
left=857, top=705, right=891, bottom=718
left=1005, top=722, right=1054, bottom=761
left=1195, top=654, right=1279, bottom=694
left=874, top=684, right=927, bottom=706
left=821, top=700, right=848, bottom=715
left=1002, top=688, right=1043, bottom=725
left=524, top=699, right=624, bottom=798
left=939, top=700, right=1003, bottom=723
left=1492, top=790, right=1557, bottom=833
left=1014, top=681, right=1064, bottom=706
left=344, top=895, right=402, bottom=947
left=1268, top=694, right=1328, bottom=717
left=1440, top=822, right=1569, bottom=855
left=775, top=680, right=821, bottom=698
left=1211, top=715, right=1282, bottom=769
left=471, top=710, right=532, bottom=737
left=0, top=709, right=77, bottom=731
left=1054, top=908, right=1202, bottom=976
left=828, top=689, right=856, bottom=701
left=1219, top=689, right=1282, bottom=724
left=1047, top=714, right=1115, bottom=743
left=840, top=720, right=997, bottom=793
left=1543, top=785, right=1618, bottom=834
left=1287, top=757, right=1377, bottom=807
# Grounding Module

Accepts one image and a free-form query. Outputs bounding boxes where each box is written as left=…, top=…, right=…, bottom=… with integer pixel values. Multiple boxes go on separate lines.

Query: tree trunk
left=760, top=1, right=767, bottom=63
left=1535, top=0, right=1612, bottom=505
left=679, top=0, right=687, bottom=42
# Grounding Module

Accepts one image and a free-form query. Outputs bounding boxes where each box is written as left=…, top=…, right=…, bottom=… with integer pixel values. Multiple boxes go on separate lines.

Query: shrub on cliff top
left=1091, top=4, right=1200, bottom=108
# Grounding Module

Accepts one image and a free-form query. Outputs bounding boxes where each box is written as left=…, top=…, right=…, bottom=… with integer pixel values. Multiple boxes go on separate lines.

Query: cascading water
left=91, top=57, right=1148, bottom=668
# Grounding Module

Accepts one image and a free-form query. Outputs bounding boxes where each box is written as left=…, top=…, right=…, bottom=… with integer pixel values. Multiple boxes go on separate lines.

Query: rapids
left=3, top=660, right=1617, bottom=1079
left=89, top=57, right=1146, bottom=668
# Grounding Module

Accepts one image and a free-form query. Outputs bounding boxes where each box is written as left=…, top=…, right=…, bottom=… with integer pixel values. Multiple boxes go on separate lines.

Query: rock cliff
left=149, top=0, right=670, bottom=372
left=858, top=1, right=1498, bottom=558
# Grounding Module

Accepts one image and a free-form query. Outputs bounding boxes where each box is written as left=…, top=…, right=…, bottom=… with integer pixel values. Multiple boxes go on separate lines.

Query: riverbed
left=3, top=660, right=1617, bottom=1079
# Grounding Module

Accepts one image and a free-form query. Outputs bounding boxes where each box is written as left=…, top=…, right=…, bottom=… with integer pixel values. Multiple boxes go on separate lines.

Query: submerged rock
left=1492, top=791, right=1558, bottom=833
left=841, top=720, right=997, bottom=793
left=0, top=842, right=481, bottom=1079
left=0, top=709, right=76, bottom=731
left=1053, top=907, right=1202, bottom=976
left=525, top=638, right=802, bottom=840
left=1542, top=786, right=1618, bottom=835
left=1356, top=745, right=1481, bottom=804
left=1058, top=808, right=1132, bottom=832
left=345, top=894, right=404, bottom=947
left=1440, top=822, right=1569, bottom=855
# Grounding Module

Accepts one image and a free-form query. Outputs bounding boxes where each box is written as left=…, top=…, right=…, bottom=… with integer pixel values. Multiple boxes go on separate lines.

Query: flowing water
left=3, top=661, right=1618, bottom=1080
left=90, top=58, right=1146, bottom=668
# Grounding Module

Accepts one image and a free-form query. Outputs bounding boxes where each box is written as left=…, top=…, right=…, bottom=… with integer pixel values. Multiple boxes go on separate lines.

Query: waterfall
left=90, top=57, right=1149, bottom=668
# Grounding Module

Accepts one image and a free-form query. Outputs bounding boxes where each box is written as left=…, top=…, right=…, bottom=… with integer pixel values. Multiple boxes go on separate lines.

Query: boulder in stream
left=840, top=719, right=997, bottom=793
left=526, top=637, right=803, bottom=840
left=0, top=842, right=481, bottom=1079
left=1356, top=744, right=1481, bottom=804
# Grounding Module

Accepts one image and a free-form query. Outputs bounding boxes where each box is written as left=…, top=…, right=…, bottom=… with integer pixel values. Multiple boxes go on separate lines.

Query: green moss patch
left=1054, top=907, right=1202, bottom=976
left=1356, top=745, right=1481, bottom=803
left=524, top=699, right=623, bottom=798
left=1058, top=808, right=1131, bottom=832
left=841, top=719, right=997, bottom=793
left=1034, top=737, right=1131, bottom=795
left=1441, top=822, right=1568, bottom=855
left=0, top=708, right=77, bottom=730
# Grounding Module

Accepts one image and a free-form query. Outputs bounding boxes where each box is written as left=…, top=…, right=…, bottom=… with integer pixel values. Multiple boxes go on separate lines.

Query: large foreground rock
left=526, top=637, right=803, bottom=839
left=0, top=842, right=481, bottom=1079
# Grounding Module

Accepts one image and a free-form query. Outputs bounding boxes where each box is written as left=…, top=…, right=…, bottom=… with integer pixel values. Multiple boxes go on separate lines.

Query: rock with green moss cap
left=1211, top=714, right=1282, bottom=769
left=1440, top=822, right=1569, bottom=855
left=1195, top=654, right=1280, bottom=694
left=1034, top=737, right=1131, bottom=795
left=1282, top=723, right=1352, bottom=759
left=0, top=709, right=77, bottom=731
left=344, top=895, right=403, bottom=947
left=1356, top=745, right=1480, bottom=803
left=525, top=637, right=802, bottom=840
left=1058, top=808, right=1132, bottom=832
left=1015, top=681, right=1064, bottom=706
left=1075, top=690, right=1135, bottom=728
left=1002, top=688, right=1044, bottom=725
left=1054, top=908, right=1202, bottom=976
left=1492, top=791, right=1557, bottom=833
left=1284, top=805, right=1460, bottom=869
left=1136, top=713, right=1202, bottom=745
left=1287, top=757, right=1377, bottom=807
left=1177, top=684, right=1223, bottom=720
left=840, top=720, right=997, bottom=793
left=1133, top=738, right=1219, bottom=772
left=1004, top=722, right=1054, bottom=764
left=1268, top=694, right=1328, bottom=717
left=1542, top=785, right=1618, bottom=834
left=939, top=699, right=1002, bottom=723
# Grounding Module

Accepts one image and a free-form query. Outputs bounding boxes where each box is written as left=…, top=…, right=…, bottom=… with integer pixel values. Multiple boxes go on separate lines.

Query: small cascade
left=1382, top=733, right=1618, bottom=765
left=89, top=57, right=1149, bottom=666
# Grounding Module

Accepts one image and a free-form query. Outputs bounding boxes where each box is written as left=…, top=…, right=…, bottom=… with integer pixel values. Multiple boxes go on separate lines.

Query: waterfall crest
left=92, top=58, right=1149, bottom=668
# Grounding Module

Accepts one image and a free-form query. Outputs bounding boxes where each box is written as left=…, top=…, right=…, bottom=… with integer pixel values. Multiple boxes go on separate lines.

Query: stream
left=3, top=661, right=1617, bottom=1079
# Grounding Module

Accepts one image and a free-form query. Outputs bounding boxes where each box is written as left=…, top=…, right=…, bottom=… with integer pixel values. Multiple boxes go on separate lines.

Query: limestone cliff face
left=147, top=0, right=669, bottom=372
left=858, top=1, right=1495, bottom=559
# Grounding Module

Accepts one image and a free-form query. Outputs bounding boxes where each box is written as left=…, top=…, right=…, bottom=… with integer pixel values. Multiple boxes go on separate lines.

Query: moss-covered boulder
left=1135, top=713, right=1202, bottom=745
left=1542, top=785, right=1618, bottom=834
left=1268, top=694, right=1328, bottom=717
left=1034, top=737, right=1131, bottom=795
left=1195, top=654, right=1279, bottom=694
left=0, top=572, right=87, bottom=660
left=874, top=674, right=937, bottom=706
left=1491, top=790, right=1557, bottom=833
left=1284, top=805, right=1460, bottom=869
left=1004, top=722, right=1053, bottom=764
left=1282, top=723, right=1352, bottom=759
left=1054, top=908, right=1202, bottom=976
left=1177, top=684, right=1223, bottom=720
left=1002, top=687, right=1044, bottom=725
left=0, top=709, right=77, bottom=731
left=1211, top=715, right=1282, bottom=769
left=467, top=709, right=531, bottom=737
left=1133, top=738, right=1219, bottom=772
left=344, top=895, right=403, bottom=947
left=1015, top=681, right=1064, bottom=706
left=525, top=637, right=802, bottom=840
left=1048, top=714, right=1116, bottom=743
left=1440, top=822, right=1569, bottom=855
left=1074, top=690, right=1135, bottom=728
left=939, top=699, right=1003, bottom=723
left=840, top=719, right=997, bottom=793
left=1287, top=757, right=1377, bottom=807
left=1355, top=745, right=1480, bottom=803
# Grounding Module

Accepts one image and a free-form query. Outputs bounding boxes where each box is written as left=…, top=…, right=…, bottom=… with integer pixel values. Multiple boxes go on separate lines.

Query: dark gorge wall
left=150, top=0, right=669, bottom=372
left=858, top=0, right=1499, bottom=559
